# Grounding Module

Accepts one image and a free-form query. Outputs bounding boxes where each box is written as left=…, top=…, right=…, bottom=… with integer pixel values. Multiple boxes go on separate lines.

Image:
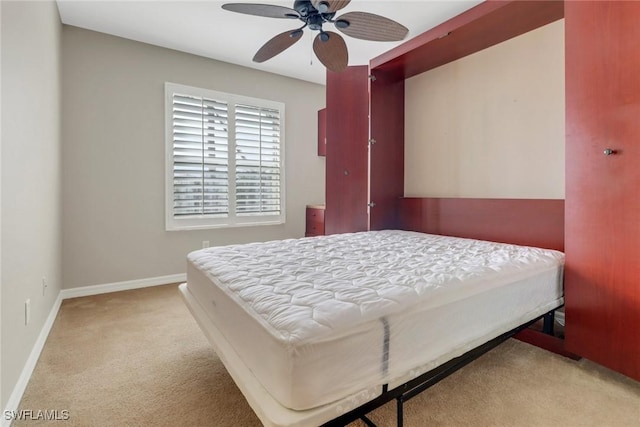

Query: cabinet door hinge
left=368, top=138, right=377, bottom=146
left=369, top=74, right=377, bottom=82
left=367, top=202, right=376, bottom=208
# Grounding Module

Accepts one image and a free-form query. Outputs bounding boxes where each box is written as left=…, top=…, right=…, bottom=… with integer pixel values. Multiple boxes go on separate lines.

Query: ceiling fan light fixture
left=319, top=32, right=330, bottom=42
left=317, top=1, right=330, bottom=13
left=308, top=13, right=324, bottom=30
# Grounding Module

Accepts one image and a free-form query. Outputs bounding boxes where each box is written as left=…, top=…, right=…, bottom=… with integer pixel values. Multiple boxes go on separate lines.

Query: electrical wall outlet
left=25, top=299, right=31, bottom=325
left=202, top=240, right=210, bottom=249
left=42, top=277, right=48, bottom=296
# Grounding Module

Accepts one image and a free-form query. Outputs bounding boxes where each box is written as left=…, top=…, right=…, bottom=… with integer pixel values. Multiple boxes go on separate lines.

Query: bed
left=180, top=225, right=564, bottom=427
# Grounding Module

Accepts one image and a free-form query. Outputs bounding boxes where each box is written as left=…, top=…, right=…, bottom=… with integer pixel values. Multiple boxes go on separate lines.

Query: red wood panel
left=317, top=108, right=326, bottom=157
left=564, top=1, right=640, bottom=381
left=371, top=0, right=564, bottom=80
left=514, top=330, right=579, bottom=360
left=369, top=70, right=404, bottom=231
left=325, top=66, right=369, bottom=234
left=398, top=198, right=564, bottom=251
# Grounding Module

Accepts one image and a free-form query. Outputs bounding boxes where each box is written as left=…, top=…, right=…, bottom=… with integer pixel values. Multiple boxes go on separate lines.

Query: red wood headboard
left=398, top=198, right=564, bottom=252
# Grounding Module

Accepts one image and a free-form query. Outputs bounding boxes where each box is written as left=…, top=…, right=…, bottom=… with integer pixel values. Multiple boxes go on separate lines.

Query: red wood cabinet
left=369, top=71, right=404, bottom=231
left=321, top=0, right=640, bottom=381
left=324, top=66, right=405, bottom=234
left=564, top=0, right=640, bottom=381
left=317, top=108, right=326, bottom=157
left=325, top=66, right=369, bottom=235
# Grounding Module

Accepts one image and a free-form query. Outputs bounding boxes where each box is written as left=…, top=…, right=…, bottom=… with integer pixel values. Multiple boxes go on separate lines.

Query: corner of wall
left=1, top=295, right=62, bottom=426
left=0, top=0, right=5, bottom=412
left=1, top=0, right=63, bottom=414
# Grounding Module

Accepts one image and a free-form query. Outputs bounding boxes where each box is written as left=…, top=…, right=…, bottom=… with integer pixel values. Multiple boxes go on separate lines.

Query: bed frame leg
left=542, top=311, right=555, bottom=336
left=396, top=397, right=404, bottom=427
left=359, top=415, right=377, bottom=427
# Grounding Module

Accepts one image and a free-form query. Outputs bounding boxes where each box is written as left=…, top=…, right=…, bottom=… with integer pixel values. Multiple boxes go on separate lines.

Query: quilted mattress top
left=188, top=230, right=564, bottom=345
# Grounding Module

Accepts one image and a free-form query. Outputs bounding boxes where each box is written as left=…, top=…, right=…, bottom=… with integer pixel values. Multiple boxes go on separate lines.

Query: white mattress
left=185, top=230, right=564, bottom=413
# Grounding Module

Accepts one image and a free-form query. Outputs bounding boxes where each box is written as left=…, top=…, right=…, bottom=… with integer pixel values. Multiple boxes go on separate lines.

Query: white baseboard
left=2, top=293, right=62, bottom=427
left=2, top=273, right=185, bottom=426
left=59, top=273, right=186, bottom=300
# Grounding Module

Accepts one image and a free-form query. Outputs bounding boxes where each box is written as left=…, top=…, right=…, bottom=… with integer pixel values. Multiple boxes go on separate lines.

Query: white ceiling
left=56, top=0, right=483, bottom=85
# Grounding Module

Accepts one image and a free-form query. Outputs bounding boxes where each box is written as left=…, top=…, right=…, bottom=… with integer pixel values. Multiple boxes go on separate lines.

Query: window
left=165, top=83, right=285, bottom=230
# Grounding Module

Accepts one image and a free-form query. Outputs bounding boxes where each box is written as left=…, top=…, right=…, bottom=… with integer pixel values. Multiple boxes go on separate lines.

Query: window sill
left=165, top=219, right=285, bottom=232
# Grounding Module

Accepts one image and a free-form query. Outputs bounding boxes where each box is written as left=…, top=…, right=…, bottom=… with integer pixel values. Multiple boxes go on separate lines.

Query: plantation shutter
left=166, top=82, right=285, bottom=230
left=171, top=94, right=229, bottom=217
left=235, top=104, right=282, bottom=216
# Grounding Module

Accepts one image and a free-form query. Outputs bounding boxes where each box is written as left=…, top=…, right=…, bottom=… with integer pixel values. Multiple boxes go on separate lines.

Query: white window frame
left=165, top=82, right=286, bottom=231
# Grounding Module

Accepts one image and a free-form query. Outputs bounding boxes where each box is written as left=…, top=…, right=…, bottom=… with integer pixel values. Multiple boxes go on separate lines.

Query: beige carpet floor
left=16, top=284, right=640, bottom=426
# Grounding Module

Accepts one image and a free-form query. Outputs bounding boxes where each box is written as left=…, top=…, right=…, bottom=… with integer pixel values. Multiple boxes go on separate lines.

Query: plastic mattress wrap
left=185, top=230, right=564, bottom=411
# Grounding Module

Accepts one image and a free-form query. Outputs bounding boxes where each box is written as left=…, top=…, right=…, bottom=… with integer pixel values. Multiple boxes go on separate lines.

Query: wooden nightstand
left=305, top=205, right=325, bottom=237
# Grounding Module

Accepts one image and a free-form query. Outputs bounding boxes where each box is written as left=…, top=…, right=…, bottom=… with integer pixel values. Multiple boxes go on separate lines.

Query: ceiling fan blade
left=311, top=0, right=351, bottom=13
left=313, top=31, right=348, bottom=73
left=335, top=12, right=408, bottom=41
left=221, top=3, right=299, bottom=19
left=253, top=30, right=303, bottom=63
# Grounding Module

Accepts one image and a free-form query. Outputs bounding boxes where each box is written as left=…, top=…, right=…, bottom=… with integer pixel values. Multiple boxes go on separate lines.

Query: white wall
left=0, top=0, right=3, bottom=410
left=1, top=0, right=62, bottom=409
left=405, top=20, right=565, bottom=199
left=62, top=27, right=326, bottom=289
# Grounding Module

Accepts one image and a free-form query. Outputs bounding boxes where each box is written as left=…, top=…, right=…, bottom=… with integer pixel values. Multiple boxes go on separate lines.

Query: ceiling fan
left=221, top=0, right=409, bottom=72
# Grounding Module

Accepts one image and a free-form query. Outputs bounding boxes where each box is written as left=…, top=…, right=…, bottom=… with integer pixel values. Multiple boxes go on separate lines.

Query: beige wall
left=62, top=27, right=325, bottom=289
left=405, top=20, right=564, bottom=199
left=1, top=0, right=62, bottom=409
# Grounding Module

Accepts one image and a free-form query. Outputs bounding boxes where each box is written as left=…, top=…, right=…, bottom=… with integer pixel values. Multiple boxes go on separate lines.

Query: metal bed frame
left=321, top=311, right=556, bottom=427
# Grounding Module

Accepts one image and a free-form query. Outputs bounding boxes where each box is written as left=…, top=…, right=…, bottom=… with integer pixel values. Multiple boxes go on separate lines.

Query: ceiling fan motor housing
left=294, top=0, right=337, bottom=27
